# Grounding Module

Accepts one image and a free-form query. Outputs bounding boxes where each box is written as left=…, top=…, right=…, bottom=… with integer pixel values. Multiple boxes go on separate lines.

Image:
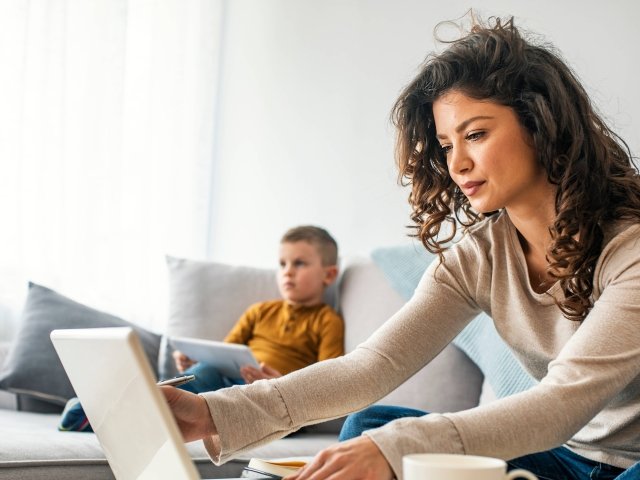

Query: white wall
left=207, top=0, right=640, bottom=267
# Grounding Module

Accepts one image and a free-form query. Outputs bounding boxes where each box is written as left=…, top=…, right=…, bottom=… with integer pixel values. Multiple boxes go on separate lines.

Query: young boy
left=173, top=225, right=344, bottom=393
left=59, top=225, right=344, bottom=431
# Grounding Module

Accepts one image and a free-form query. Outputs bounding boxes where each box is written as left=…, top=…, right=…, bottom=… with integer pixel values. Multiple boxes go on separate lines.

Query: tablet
left=169, top=336, right=260, bottom=378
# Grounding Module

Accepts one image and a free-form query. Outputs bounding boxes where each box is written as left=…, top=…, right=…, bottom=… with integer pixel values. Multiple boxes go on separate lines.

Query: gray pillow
left=0, top=283, right=161, bottom=412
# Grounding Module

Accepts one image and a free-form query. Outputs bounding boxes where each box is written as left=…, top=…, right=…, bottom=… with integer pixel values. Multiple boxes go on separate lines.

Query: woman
left=162, top=17, right=640, bottom=480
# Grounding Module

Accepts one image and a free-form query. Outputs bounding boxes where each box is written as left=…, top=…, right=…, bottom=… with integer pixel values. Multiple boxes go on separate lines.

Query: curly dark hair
left=392, top=16, right=640, bottom=321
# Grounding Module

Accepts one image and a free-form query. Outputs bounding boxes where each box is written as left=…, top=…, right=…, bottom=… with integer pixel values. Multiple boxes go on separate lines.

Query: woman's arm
left=199, top=250, right=481, bottom=464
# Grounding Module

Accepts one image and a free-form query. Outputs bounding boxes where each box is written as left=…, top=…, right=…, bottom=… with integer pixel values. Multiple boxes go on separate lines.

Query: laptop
left=51, top=327, right=213, bottom=480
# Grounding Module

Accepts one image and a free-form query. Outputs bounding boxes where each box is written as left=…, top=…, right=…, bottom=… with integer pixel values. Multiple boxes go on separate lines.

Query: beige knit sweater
left=201, top=212, right=640, bottom=478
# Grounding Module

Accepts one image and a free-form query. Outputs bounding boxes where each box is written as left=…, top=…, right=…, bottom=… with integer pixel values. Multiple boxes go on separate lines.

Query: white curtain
left=0, top=0, right=224, bottom=339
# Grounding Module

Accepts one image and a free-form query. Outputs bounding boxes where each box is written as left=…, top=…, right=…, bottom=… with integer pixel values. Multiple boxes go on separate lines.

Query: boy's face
left=277, top=241, right=337, bottom=306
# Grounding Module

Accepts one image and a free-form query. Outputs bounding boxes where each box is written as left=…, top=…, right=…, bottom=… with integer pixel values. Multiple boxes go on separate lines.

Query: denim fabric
left=338, top=405, right=638, bottom=480
left=338, top=405, right=427, bottom=441
left=509, top=447, right=625, bottom=480
left=177, top=362, right=244, bottom=394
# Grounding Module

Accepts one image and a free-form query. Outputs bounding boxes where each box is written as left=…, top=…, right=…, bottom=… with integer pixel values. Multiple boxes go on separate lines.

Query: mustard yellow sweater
left=224, top=300, right=344, bottom=375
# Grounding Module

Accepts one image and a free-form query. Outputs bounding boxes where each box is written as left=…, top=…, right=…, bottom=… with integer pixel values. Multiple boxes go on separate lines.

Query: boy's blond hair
left=280, top=226, right=338, bottom=266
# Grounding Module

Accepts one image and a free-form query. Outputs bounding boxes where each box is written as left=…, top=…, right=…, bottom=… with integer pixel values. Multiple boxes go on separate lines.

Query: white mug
left=403, top=454, right=538, bottom=480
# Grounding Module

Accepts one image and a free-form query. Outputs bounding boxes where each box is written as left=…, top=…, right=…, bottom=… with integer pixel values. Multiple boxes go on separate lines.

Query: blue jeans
left=339, top=405, right=640, bottom=480
left=177, top=362, right=244, bottom=394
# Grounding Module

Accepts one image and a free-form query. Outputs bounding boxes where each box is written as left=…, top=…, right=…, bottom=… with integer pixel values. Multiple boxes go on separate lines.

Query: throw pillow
left=165, top=256, right=282, bottom=341
left=371, top=244, right=537, bottom=398
left=0, top=283, right=161, bottom=412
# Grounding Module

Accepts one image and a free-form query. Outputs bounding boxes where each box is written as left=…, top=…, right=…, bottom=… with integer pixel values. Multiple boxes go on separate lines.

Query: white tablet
left=169, top=336, right=260, bottom=378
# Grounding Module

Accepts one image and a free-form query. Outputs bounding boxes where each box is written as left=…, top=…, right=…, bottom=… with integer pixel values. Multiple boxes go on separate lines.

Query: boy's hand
left=172, top=350, right=196, bottom=373
left=240, top=362, right=282, bottom=383
left=160, top=386, right=217, bottom=442
left=284, top=436, right=393, bottom=480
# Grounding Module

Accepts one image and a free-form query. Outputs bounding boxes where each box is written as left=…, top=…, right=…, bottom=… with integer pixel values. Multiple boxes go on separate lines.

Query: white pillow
left=165, top=256, right=281, bottom=340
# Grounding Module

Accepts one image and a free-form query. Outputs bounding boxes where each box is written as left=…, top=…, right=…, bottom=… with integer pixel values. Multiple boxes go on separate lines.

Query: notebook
left=51, top=327, right=216, bottom=480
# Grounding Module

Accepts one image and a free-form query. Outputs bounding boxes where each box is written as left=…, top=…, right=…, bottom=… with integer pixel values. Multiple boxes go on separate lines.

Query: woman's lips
left=461, top=181, right=485, bottom=196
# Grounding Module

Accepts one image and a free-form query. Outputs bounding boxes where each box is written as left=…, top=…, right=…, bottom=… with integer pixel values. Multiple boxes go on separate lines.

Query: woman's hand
left=240, top=362, right=282, bottom=383
left=284, top=436, right=393, bottom=480
left=160, top=386, right=217, bottom=442
left=172, top=349, right=196, bottom=373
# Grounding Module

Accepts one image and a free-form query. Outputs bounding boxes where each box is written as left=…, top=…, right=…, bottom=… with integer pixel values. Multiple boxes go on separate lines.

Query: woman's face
left=432, top=90, right=552, bottom=215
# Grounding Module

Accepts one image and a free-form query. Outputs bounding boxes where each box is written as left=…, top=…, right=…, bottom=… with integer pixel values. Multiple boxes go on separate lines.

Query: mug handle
left=506, top=469, right=538, bottom=480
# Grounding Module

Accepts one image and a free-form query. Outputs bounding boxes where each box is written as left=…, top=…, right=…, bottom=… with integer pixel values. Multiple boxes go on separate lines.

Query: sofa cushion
left=0, top=408, right=334, bottom=479
left=0, top=283, right=161, bottom=412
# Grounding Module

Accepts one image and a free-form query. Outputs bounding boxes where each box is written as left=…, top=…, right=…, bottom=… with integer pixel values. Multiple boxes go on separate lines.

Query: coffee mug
left=403, top=454, right=538, bottom=480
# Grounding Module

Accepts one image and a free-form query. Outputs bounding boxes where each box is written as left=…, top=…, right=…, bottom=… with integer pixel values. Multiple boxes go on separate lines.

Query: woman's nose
left=448, top=146, right=472, bottom=175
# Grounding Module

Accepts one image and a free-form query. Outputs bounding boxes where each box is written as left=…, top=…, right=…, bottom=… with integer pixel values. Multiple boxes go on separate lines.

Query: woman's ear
left=323, top=265, right=339, bottom=286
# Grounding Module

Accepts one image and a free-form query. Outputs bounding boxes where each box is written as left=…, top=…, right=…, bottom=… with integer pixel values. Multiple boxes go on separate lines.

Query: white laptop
left=50, top=327, right=213, bottom=480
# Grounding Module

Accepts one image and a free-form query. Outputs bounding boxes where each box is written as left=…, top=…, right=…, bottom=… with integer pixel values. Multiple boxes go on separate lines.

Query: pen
left=156, top=374, right=196, bottom=387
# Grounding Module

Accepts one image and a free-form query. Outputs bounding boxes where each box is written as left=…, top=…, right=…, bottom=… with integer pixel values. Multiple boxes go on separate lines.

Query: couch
left=0, top=250, right=502, bottom=479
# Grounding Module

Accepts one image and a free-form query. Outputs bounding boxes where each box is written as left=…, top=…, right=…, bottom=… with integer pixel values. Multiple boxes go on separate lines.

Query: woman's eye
left=440, top=144, right=452, bottom=155
left=466, top=131, right=484, bottom=141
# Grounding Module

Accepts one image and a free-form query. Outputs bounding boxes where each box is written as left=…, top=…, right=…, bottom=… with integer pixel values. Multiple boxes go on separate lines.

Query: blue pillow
left=371, top=245, right=537, bottom=398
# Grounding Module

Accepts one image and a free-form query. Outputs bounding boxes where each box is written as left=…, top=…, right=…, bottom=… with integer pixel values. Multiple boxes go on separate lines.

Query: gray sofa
left=0, top=254, right=486, bottom=479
